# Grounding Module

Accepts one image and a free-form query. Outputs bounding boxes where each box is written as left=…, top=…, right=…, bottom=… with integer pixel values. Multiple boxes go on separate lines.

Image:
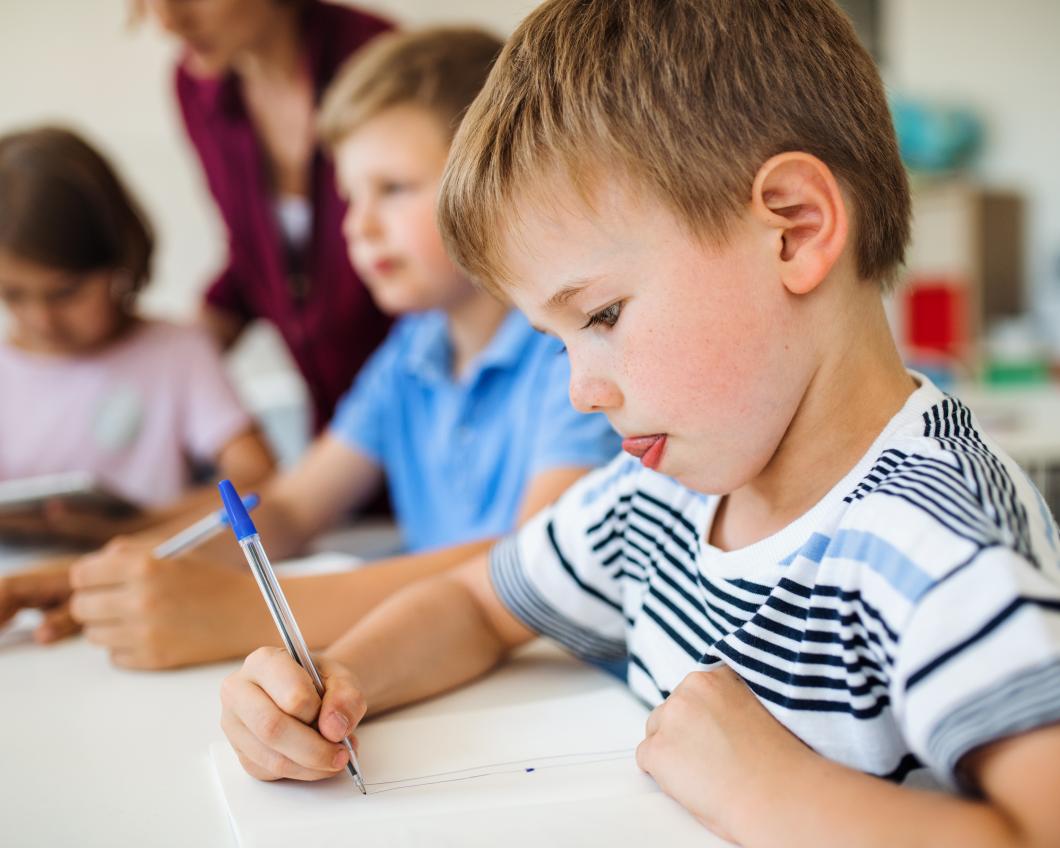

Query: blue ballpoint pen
left=217, top=479, right=368, bottom=795
left=152, top=494, right=260, bottom=559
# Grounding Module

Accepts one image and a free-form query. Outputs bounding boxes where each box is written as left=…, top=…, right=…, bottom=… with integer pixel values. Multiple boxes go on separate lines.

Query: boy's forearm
left=285, top=538, right=492, bottom=648
left=737, top=754, right=1025, bottom=848
left=323, top=574, right=511, bottom=715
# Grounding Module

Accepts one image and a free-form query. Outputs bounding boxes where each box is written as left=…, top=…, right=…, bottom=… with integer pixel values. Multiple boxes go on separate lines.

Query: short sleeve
left=490, top=455, right=636, bottom=661
left=179, top=328, right=254, bottom=461
left=528, top=350, right=621, bottom=473
left=327, top=325, right=404, bottom=462
left=889, top=545, right=1060, bottom=787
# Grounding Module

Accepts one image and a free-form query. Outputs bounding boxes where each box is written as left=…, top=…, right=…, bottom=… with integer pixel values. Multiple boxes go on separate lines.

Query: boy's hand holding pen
left=217, top=480, right=368, bottom=792
left=220, top=645, right=368, bottom=783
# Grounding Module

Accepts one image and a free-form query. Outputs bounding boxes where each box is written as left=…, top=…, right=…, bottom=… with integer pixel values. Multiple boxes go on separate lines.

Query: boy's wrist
left=727, top=739, right=832, bottom=845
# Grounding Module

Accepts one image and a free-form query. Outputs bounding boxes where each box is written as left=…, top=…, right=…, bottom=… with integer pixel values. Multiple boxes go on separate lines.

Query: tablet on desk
left=0, top=471, right=140, bottom=518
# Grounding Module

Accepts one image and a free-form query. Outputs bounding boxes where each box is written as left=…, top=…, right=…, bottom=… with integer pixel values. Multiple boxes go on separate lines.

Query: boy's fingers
left=635, top=737, right=652, bottom=773
left=0, top=571, right=72, bottom=623
left=236, top=750, right=282, bottom=782
left=223, top=674, right=345, bottom=773
left=69, top=587, right=130, bottom=625
left=223, top=712, right=339, bottom=782
left=317, top=660, right=366, bottom=744
left=242, top=647, right=322, bottom=724
left=69, top=549, right=144, bottom=590
left=644, top=702, right=664, bottom=737
left=83, top=622, right=137, bottom=651
left=35, top=603, right=81, bottom=643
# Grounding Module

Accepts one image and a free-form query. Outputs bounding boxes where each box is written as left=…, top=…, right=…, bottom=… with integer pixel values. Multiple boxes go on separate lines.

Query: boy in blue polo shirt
left=221, top=2, right=1060, bottom=845
left=34, top=27, right=617, bottom=670
left=330, top=307, right=606, bottom=553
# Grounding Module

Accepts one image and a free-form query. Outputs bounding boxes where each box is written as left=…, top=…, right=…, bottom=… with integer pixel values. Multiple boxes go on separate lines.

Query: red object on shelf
left=902, top=277, right=969, bottom=359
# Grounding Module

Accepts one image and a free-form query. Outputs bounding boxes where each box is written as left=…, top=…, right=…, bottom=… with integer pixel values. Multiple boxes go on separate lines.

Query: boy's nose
left=345, top=202, right=381, bottom=243
left=568, top=370, right=622, bottom=415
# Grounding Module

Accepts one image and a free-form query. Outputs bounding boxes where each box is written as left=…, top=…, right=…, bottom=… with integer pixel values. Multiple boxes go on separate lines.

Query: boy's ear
left=749, top=152, right=849, bottom=295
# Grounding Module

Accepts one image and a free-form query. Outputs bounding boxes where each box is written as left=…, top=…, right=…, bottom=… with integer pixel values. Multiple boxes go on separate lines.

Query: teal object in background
left=891, top=96, right=984, bottom=172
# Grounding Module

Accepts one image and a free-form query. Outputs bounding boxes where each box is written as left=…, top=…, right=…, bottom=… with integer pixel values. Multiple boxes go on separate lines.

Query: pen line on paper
left=364, top=748, right=637, bottom=795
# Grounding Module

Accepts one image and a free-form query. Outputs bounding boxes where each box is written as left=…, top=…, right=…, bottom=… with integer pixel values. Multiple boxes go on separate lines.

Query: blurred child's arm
left=68, top=535, right=493, bottom=669
left=214, top=426, right=274, bottom=489
left=326, top=552, right=537, bottom=712
left=636, top=667, right=1060, bottom=848
left=221, top=551, right=537, bottom=779
left=143, top=431, right=384, bottom=569
left=81, top=425, right=277, bottom=546
left=0, top=555, right=80, bottom=642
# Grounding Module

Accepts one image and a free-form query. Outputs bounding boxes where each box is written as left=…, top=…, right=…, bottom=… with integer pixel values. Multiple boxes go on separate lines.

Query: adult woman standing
left=151, top=0, right=393, bottom=430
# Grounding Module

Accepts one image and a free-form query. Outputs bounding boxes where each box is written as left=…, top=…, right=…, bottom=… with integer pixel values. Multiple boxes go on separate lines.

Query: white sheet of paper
left=211, top=687, right=730, bottom=848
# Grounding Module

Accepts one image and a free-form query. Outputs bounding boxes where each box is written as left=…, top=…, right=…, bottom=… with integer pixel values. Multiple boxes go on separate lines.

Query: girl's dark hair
left=0, top=126, right=154, bottom=294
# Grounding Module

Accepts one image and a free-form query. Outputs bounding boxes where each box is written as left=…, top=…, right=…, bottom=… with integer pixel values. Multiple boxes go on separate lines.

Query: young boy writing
left=220, top=2, right=1060, bottom=844
left=0, top=27, right=618, bottom=669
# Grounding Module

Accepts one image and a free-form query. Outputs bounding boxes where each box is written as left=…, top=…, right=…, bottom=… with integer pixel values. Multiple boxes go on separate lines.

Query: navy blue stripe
left=877, top=753, right=923, bottom=783
left=740, top=672, right=891, bottom=719
left=728, top=576, right=774, bottom=596
left=697, top=573, right=762, bottom=615
left=763, top=596, right=895, bottom=661
left=626, top=517, right=699, bottom=584
left=640, top=581, right=714, bottom=647
left=635, top=489, right=699, bottom=538
left=546, top=520, right=623, bottom=614
left=907, top=596, right=1060, bottom=691
left=778, top=578, right=900, bottom=644
left=629, top=504, right=696, bottom=560
left=629, top=651, right=670, bottom=700
left=714, top=639, right=890, bottom=699
left=641, top=601, right=706, bottom=663
left=585, top=492, right=634, bottom=537
left=734, top=625, right=885, bottom=677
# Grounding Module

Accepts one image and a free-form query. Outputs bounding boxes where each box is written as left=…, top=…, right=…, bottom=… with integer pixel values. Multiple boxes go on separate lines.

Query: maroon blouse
left=175, top=1, right=393, bottom=431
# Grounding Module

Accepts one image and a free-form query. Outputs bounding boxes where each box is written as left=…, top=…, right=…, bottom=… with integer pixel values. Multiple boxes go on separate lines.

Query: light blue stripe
left=830, top=530, right=935, bottom=601
left=780, top=530, right=934, bottom=602
left=780, top=532, right=832, bottom=565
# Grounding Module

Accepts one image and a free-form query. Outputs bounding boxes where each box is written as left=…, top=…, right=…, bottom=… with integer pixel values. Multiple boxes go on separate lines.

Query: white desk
left=0, top=628, right=642, bottom=847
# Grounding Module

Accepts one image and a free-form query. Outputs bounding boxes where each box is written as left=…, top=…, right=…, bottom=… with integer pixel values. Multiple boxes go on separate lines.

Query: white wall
left=884, top=0, right=1060, bottom=330
left=0, top=0, right=1057, bottom=325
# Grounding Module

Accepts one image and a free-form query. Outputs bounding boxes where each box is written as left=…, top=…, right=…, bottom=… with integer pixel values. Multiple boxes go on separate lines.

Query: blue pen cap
left=218, top=480, right=258, bottom=541
left=219, top=493, right=260, bottom=525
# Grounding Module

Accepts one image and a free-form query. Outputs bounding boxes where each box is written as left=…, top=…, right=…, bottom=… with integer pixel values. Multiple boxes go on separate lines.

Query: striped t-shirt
left=490, top=374, right=1060, bottom=790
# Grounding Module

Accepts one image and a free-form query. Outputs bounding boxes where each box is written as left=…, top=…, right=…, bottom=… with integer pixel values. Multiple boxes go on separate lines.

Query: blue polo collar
left=404, top=309, right=535, bottom=386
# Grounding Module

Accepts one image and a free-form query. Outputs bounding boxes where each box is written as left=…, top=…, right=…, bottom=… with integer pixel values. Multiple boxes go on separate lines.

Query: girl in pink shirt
left=0, top=127, right=274, bottom=550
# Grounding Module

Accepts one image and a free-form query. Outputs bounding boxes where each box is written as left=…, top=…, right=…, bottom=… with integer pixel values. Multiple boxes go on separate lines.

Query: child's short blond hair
left=318, top=26, right=503, bottom=151
left=439, top=0, right=911, bottom=294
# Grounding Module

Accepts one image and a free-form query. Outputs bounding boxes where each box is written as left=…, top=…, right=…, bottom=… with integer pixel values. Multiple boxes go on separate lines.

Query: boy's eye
left=581, top=301, right=623, bottom=330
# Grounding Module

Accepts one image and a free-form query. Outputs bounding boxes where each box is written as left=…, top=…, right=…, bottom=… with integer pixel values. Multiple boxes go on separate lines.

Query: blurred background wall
left=1, top=0, right=1057, bottom=330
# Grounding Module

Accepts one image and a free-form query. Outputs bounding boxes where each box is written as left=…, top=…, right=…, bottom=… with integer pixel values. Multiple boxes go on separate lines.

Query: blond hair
left=318, top=26, right=503, bottom=150
left=439, top=0, right=911, bottom=294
